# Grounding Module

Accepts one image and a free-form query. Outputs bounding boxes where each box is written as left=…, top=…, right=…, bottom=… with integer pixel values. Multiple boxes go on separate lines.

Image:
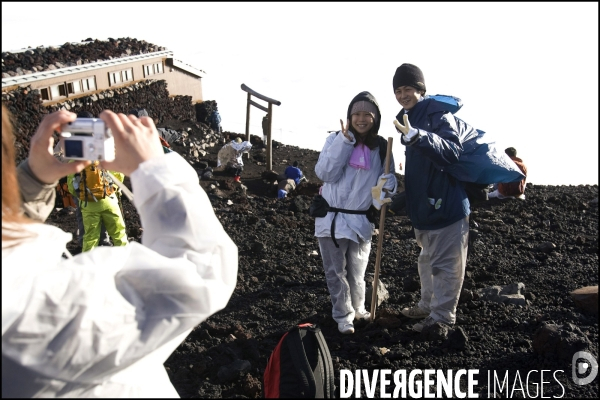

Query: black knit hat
left=393, top=63, right=426, bottom=93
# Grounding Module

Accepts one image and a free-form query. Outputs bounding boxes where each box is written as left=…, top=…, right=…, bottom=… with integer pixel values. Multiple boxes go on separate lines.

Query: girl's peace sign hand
left=339, top=119, right=352, bottom=141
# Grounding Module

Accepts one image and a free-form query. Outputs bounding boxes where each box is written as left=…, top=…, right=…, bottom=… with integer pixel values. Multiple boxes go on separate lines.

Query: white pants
left=415, top=217, right=469, bottom=324
left=318, top=237, right=371, bottom=324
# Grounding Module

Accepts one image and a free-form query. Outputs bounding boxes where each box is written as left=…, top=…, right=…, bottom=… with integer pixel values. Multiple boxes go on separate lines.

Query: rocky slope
left=45, top=121, right=599, bottom=398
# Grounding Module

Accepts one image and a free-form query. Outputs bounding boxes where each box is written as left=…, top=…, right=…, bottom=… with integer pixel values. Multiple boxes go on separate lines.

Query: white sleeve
left=2, top=152, right=238, bottom=383
left=315, top=132, right=355, bottom=183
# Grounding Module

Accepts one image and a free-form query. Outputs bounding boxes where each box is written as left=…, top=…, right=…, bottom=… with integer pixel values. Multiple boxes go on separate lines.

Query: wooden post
left=267, top=103, right=273, bottom=170
left=240, top=84, right=281, bottom=168
left=245, top=92, right=251, bottom=140
left=244, top=92, right=251, bottom=159
left=370, top=137, right=393, bottom=322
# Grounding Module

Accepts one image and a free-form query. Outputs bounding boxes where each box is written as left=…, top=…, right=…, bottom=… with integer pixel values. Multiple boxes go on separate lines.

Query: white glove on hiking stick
left=394, top=115, right=419, bottom=143
left=371, top=174, right=396, bottom=210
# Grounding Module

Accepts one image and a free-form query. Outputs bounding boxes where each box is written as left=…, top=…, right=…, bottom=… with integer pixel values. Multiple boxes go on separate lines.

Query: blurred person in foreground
left=1, top=104, right=238, bottom=397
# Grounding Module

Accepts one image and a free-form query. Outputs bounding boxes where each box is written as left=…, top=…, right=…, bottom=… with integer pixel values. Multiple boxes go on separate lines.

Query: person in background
left=68, top=110, right=111, bottom=250
left=315, top=91, right=396, bottom=335
left=488, top=147, right=528, bottom=200
left=210, top=104, right=222, bottom=134
left=66, top=112, right=127, bottom=253
left=217, top=137, right=252, bottom=182
left=392, top=63, right=470, bottom=333
left=285, top=161, right=305, bottom=185
left=277, top=161, right=306, bottom=199
left=2, top=105, right=238, bottom=397
left=129, top=108, right=173, bottom=153
left=262, top=113, right=270, bottom=147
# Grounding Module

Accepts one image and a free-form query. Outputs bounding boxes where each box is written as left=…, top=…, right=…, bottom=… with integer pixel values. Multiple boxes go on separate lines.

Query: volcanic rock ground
left=46, top=121, right=598, bottom=398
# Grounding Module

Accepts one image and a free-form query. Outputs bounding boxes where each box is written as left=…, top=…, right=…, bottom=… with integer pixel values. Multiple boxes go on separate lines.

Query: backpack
left=425, top=94, right=525, bottom=204
left=56, top=177, right=76, bottom=209
left=263, top=323, right=335, bottom=398
left=499, top=179, right=526, bottom=197
left=76, top=161, right=115, bottom=206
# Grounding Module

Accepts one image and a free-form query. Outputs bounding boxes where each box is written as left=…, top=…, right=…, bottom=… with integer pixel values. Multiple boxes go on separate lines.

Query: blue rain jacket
left=398, top=98, right=470, bottom=230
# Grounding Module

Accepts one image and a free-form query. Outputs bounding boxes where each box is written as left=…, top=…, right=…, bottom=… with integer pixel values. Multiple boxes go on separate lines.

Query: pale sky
left=2, top=2, right=598, bottom=185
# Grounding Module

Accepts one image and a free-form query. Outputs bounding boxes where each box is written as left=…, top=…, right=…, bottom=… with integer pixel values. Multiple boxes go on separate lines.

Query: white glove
left=394, top=114, right=419, bottom=142
left=371, top=174, right=395, bottom=210
left=378, top=173, right=397, bottom=195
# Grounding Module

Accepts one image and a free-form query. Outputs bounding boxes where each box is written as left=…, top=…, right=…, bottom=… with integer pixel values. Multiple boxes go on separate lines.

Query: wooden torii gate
left=241, top=84, right=281, bottom=171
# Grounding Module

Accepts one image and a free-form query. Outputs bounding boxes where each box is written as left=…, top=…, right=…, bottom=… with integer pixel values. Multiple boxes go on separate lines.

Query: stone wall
left=2, top=79, right=196, bottom=164
left=2, top=38, right=165, bottom=77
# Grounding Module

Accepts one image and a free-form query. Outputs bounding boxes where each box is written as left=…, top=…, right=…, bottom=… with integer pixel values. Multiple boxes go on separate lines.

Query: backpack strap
left=101, top=169, right=110, bottom=199
left=286, top=327, right=318, bottom=397
left=81, top=168, right=88, bottom=207
left=377, top=136, right=387, bottom=169
left=310, top=326, right=335, bottom=398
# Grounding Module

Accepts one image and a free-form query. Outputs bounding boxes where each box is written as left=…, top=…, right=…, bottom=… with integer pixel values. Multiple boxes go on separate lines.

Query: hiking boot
left=401, top=306, right=429, bottom=319
left=234, top=176, right=241, bottom=182
left=412, top=316, right=437, bottom=332
left=355, top=310, right=371, bottom=321
left=338, top=323, right=354, bottom=335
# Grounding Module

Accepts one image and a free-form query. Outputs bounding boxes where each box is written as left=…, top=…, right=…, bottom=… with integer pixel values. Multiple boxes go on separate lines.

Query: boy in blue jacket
left=392, top=63, right=470, bottom=332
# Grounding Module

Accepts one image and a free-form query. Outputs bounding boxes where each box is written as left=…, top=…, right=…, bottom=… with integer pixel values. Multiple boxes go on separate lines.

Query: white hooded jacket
left=217, top=140, right=252, bottom=169
left=2, top=152, right=238, bottom=398
left=314, top=132, right=396, bottom=242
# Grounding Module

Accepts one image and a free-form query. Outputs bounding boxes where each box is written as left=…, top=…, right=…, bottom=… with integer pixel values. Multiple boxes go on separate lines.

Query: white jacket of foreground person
left=2, top=152, right=238, bottom=398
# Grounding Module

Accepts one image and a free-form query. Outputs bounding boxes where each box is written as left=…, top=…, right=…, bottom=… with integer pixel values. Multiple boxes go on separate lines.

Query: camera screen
left=64, top=140, right=84, bottom=158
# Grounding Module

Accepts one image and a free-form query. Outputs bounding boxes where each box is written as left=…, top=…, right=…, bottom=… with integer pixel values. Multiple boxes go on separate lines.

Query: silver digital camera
left=60, top=118, right=115, bottom=161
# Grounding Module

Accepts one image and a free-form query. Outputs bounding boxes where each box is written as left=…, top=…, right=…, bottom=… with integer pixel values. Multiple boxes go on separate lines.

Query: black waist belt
left=328, top=207, right=369, bottom=248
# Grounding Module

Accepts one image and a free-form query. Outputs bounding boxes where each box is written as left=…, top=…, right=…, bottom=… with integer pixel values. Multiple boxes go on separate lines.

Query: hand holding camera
left=28, top=110, right=90, bottom=185
left=98, top=110, right=164, bottom=176
left=60, top=117, right=115, bottom=162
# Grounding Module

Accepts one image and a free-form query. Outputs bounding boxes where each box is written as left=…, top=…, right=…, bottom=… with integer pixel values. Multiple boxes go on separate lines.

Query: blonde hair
left=2, top=104, right=35, bottom=244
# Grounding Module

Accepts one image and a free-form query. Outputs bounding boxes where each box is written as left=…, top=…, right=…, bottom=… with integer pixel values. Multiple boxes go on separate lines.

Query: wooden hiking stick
left=370, top=137, right=393, bottom=322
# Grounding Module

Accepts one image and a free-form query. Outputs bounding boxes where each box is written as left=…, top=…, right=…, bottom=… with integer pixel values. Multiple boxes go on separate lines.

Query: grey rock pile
left=2, top=37, right=166, bottom=77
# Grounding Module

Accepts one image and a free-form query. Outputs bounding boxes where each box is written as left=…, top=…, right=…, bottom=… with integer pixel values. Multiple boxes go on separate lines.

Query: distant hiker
left=56, top=176, right=77, bottom=209
left=285, top=161, right=305, bottom=185
left=210, top=104, right=222, bottom=134
left=67, top=160, right=127, bottom=252
left=277, top=161, right=306, bottom=199
left=392, top=63, right=469, bottom=333
left=488, top=147, right=528, bottom=200
left=69, top=111, right=111, bottom=250
left=314, top=91, right=397, bottom=335
left=262, top=114, right=270, bottom=146
left=2, top=106, right=238, bottom=397
left=217, top=137, right=252, bottom=182
left=128, top=108, right=173, bottom=153
left=277, top=178, right=295, bottom=199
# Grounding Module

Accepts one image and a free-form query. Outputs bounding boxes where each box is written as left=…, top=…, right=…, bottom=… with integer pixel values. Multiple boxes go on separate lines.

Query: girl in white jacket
left=2, top=105, right=238, bottom=398
left=314, top=91, right=396, bottom=335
